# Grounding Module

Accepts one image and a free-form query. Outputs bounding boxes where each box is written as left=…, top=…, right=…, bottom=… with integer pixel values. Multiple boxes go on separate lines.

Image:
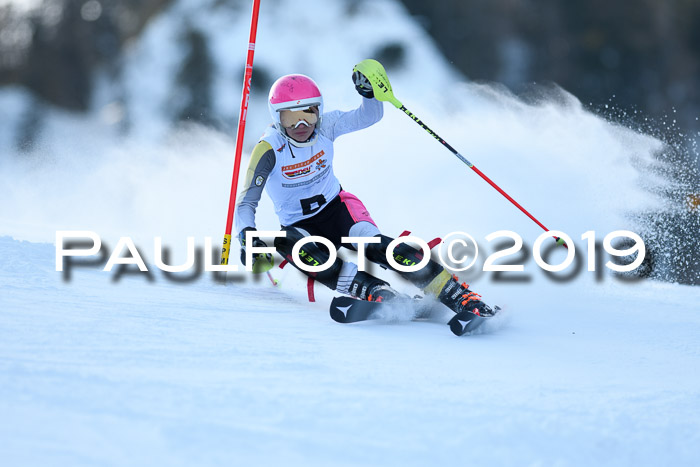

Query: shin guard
left=274, top=227, right=343, bottom=290
left=365, top=234, right=444, bottom=289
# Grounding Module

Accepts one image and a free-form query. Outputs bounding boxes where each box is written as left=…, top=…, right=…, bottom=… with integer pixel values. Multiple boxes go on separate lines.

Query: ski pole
left=353, top=59, right=567, bottom=248
left=220, top=0, right=262, bottom=266
left=266, top=271, right=279, bottom=287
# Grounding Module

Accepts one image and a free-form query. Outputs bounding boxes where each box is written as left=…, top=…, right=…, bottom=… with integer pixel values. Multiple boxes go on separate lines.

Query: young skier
left=234, top=64, right=495, bottom=317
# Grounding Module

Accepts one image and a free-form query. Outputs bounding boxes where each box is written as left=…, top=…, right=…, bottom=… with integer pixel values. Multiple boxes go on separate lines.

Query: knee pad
left=348, top=221, right=381, bottom=242
left=275, top=227, right=344, bottom=290
left=365, top=234, right=443, bottom=288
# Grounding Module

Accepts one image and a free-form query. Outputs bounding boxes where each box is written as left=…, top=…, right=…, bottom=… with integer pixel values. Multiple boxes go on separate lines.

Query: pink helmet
left=268, top=74, right=324, bottom=147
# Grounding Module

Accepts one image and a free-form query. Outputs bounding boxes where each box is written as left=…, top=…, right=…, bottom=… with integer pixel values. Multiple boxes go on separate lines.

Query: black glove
left=238, top=227, right=272, bottom=266
left=352, top=70, right=374, bottom=98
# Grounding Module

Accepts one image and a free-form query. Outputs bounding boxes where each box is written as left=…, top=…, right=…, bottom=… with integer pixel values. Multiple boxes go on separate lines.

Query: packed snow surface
left=1, top=0, right=699, bottom=466
left=2, top=238, right=700, bottom=466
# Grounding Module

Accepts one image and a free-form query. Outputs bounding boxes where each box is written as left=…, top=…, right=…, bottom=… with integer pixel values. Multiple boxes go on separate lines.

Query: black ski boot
left=349, top=271, right=399, bottom=303
left=424, top=270, right=495, bottom=317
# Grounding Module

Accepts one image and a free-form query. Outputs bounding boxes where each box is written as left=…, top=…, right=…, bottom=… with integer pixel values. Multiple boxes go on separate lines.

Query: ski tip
left=449, top=304, right=505, bottom=336
left=330, top=308, right=350, bottom=323
left=329, top=296, right=375, bottom=324
left=448, top=312, right=478, bottom=336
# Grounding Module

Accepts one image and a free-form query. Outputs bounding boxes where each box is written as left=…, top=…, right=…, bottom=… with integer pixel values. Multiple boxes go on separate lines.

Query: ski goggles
left=279, top=106, right=319, bottom=128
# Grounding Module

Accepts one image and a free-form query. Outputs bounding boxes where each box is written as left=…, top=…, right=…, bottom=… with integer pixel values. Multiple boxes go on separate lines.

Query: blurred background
left=403, top=0, right=700, bottom=132
left=0, top=0, right=698, bottom=284
left=2, top=0, right=699, bottom=140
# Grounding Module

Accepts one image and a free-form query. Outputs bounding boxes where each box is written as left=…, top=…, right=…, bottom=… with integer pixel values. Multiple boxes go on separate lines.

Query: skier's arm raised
left=319, top=71, right=384, bottom=142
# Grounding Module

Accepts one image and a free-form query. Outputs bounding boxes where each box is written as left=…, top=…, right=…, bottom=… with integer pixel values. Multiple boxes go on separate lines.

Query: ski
left=330, top=296, right=501, bottom=336
left=447, top=306, right=501, bottom=336
left=329, top=295, right=423, bottom=324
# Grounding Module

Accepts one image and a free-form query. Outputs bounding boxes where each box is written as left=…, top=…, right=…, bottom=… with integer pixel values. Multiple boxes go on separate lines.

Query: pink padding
left=340, top=191, right=377, bottom=226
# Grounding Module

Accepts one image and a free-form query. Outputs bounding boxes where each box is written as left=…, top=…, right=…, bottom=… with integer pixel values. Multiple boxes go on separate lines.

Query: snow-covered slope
left=2, top=236, right=700, bottom=466
left=1, top=0, right=699, bottom=466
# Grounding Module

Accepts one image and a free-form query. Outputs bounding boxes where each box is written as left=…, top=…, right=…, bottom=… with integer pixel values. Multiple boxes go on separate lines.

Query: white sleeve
left=320, top=97, right=384, bottom=142
left=234, top=141, right=276, bottom=237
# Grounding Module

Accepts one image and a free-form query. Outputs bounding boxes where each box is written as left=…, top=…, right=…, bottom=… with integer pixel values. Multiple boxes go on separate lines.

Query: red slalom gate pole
left=221, top=0, right=261, bottom=266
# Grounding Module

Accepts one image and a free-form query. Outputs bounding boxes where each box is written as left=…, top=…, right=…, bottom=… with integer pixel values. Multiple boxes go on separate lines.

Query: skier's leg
left=364, top=234, right=444, bottom=288
left=364, top=234, right=495, bottom=316
left=274, top=226, right=343, bottom=290
left=275, top=227, right=395, bottom=301
left=422, top=269, right=496, bottom=316
left=320, top=190, right=493, bottom=314
left=346, top=220, right=381, bottom=246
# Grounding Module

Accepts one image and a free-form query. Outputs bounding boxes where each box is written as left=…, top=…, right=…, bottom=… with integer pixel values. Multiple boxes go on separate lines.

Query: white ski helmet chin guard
left=268, top=74, right=324, bottom=147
